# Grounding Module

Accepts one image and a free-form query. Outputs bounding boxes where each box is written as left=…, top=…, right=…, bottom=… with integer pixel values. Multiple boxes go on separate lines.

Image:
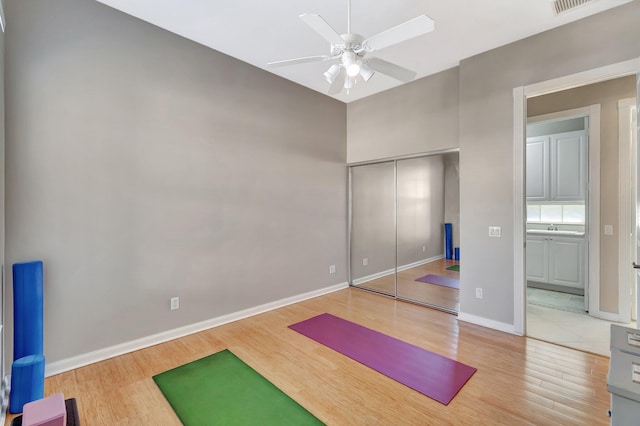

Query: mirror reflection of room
left=350, top=152, right=460, bottom=313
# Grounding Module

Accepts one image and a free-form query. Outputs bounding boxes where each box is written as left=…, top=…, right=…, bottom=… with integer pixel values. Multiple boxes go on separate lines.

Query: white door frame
left=527, top=106, right=599, bottom=315
left=513, top=57, right=640, bottom=336
left=619, top=97, right=638, bottom=324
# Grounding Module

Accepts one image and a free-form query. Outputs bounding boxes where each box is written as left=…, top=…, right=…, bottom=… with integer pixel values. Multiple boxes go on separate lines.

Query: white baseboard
left=589, top=309, right=622, bottom=323
left=397, top=255, right=444, bottom=272
left=352, top=267, right=395, bottom=286
left=457, top=312, right=519, bottom=336
left=46, top=282, right=349, bottom=377
left=352, top=255, right=444, bottom=286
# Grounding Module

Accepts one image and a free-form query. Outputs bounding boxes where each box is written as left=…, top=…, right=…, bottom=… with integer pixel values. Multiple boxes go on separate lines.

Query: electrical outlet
left=362, top=258, right=368, bottom=266
left=329, top=264, right=336, bottom=274
left=489, top=226, right=501, bottom=238
left=170, top=297, right=180, bottom=311
left=604, top=225, right=614, bottom=236
left=475, top=288, right=483, bottom=299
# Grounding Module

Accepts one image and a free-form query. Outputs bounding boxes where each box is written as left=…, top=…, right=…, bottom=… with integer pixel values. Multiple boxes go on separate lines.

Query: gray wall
left=458, top=2, right=640, bottom=325
left=527, top=76, right=637, bottom=314
left=4, top=0, right=347, bottom=364
left=347, top=67, right=459, bottom=163
left=0, top=1, right=5, bottom=380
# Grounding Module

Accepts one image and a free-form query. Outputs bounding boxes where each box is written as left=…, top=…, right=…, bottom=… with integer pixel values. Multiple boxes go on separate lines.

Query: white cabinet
left=526, top=235, right=585, bottom=291
left=526, top=130, right=586, bottom=201
left=548, top=237, right=584, bottom=289
left=525, top=137, right=549, bottom=201
left=525, top=236, right=548, bottom=282
left=550, top=132, right=586, bottom=201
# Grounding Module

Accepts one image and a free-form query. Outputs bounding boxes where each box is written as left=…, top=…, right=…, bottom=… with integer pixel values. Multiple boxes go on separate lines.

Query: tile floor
left=527, top=291, right=637, bottom=357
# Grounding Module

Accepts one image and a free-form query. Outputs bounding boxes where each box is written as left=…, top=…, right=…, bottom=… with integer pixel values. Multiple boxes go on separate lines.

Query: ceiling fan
left=268, top=0, right=435, bottom=95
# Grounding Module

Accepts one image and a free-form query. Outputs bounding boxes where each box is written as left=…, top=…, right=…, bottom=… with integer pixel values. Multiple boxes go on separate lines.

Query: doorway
left=513, top=58, right=640, bottom=355
left=524, top=112, right=590, bottom=314
left=349, top=151, right=460, bottom=313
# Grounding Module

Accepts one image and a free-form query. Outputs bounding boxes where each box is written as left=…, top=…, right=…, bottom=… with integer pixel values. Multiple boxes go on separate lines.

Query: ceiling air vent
left=553, top=0, right=593, bottom=15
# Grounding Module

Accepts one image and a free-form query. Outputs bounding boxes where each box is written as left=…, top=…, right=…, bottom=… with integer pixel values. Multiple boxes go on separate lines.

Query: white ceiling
left=95, top=0, right=632, bottom=103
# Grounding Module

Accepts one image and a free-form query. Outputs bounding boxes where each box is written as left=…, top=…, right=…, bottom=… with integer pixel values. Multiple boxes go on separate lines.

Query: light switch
left=489, top=226, right=501, bottom=238
left=604, top=225, right=613, bottom=236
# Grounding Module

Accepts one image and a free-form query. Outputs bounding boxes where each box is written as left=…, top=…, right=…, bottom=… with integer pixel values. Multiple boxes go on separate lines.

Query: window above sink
left=527, top=202, right=585, bottom=224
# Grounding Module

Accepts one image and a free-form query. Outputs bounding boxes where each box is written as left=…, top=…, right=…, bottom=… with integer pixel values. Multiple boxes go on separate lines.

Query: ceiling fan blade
left=365, top=57, right=417, bottom=83
left=267, top=55, right=332, bottom=67
left=362, top=15, right=434, bottom=52
left=328, top=68, right=346, bottom=94
left=299, top=14, right=345, bottom=47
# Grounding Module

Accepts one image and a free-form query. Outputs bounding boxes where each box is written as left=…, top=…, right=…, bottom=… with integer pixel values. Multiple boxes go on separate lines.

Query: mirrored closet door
left=349, top=153, right=460, bottom=313
left=350, top=161, right=396, bottom=296
left=396, top=155, right=460, bottom=312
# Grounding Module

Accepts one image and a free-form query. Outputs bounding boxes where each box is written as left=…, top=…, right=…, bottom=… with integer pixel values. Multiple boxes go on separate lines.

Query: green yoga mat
left=153, top=349, right=324, bottom=425
left=446, top=265, right=460, bottom=271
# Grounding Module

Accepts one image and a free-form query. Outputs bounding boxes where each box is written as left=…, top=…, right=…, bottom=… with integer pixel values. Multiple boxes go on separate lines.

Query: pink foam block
left=22, top=393, right=66, bottom=426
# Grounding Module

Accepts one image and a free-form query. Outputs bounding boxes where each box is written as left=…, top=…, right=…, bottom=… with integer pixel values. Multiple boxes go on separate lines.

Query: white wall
left=4, top=0, right=347, bottom=366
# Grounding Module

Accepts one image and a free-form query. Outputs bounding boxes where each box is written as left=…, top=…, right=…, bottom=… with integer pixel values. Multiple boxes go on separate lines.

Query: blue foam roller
left=444, top=223, right=453, bottom=260
left=9, top=353, right=45, bottom=414
left=13, top=261, right=44, bottom=360
left=454, top=247, right=460, bottom=261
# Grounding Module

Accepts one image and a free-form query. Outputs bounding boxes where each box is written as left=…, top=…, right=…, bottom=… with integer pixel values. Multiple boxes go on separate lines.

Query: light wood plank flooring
left=5, top=288, right=610, bottom=425
left=355, top=258, right=460, bottom=311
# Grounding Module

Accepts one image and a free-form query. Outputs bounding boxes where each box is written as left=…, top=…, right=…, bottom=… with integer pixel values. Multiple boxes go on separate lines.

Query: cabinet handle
left=634, top=262, right=640, bottom=269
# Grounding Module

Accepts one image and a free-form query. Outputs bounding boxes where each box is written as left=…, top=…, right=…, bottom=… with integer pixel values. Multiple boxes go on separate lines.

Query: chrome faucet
left=547, top=224, right=558, bottom=231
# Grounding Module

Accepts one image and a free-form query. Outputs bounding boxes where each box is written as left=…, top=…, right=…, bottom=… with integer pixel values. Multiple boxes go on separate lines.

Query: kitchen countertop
left=526, top=229, right=585, bottom=236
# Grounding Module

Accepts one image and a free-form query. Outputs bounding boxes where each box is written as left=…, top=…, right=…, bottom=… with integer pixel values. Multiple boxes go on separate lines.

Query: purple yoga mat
left=289, top=313, right=476, bottom=405
left=416, top=274, right=460, bottom=289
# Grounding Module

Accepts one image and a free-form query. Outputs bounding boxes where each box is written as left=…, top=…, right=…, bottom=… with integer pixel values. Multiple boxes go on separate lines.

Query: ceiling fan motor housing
left=331, top=33, right=365, bottom=57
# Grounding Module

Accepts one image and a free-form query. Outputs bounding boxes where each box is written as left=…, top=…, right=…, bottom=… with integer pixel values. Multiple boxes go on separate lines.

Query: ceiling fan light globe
left=346, top=63, right=360, bottom=77
left=359, top=65, right=375, bottom=82
left=342, top=51, right=360, bottom=77
left=323, top=64, right=341, bottom=84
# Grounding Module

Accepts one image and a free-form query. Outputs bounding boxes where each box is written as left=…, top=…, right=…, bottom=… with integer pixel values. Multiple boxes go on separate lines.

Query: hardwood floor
left=5, top=288, right=611, bottom=425
left=355, top=258, right=460, bottom=311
